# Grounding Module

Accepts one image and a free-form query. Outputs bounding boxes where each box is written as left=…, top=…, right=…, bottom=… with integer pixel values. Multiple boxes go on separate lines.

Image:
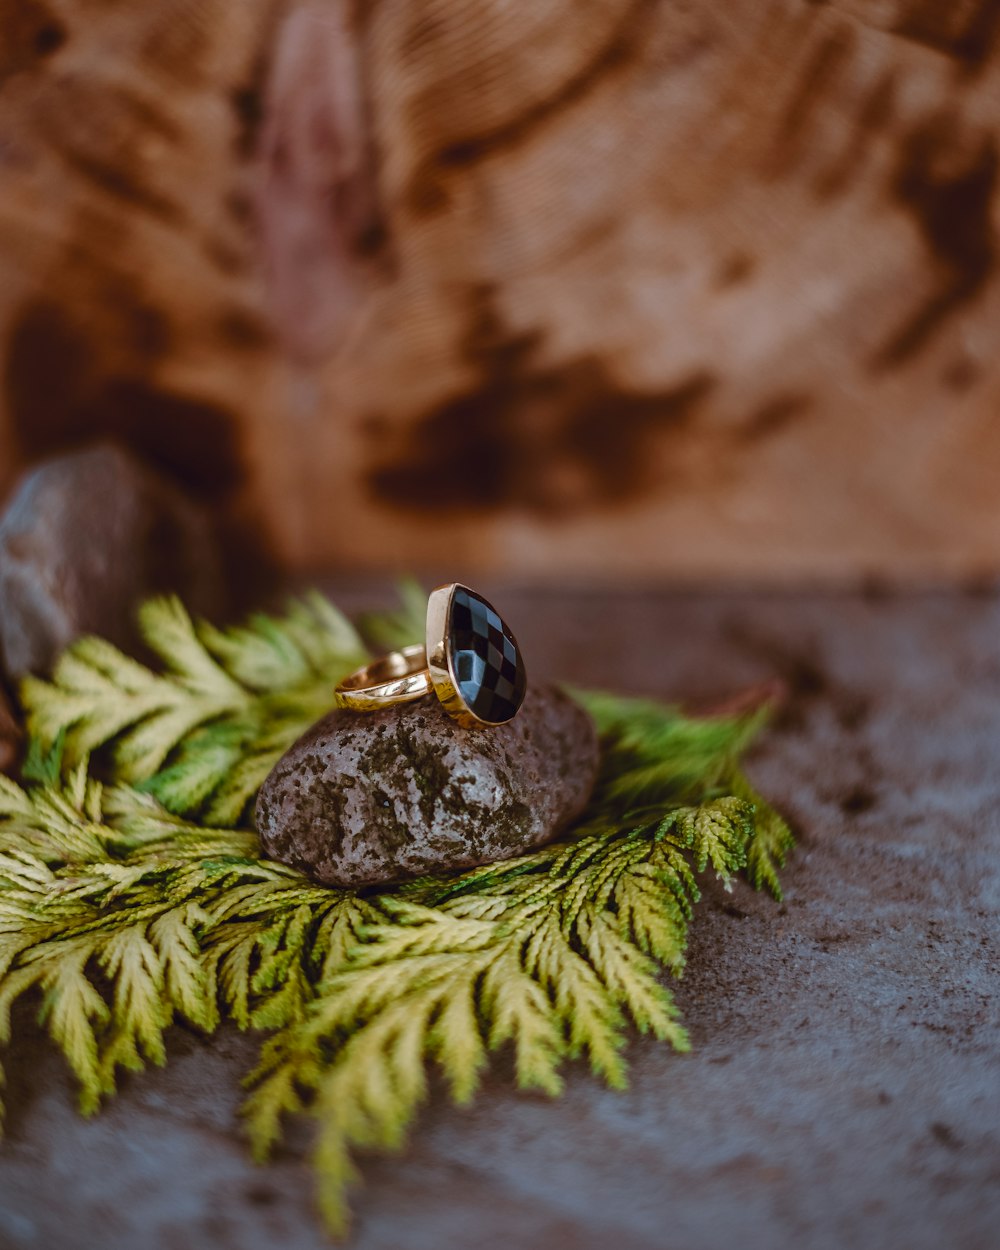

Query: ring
left=334, top=583, right=527, bottom=727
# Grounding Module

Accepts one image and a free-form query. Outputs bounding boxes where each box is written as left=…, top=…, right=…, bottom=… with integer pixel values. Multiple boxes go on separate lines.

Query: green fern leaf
left=21, top=595, right=367, bottom=824
left=0, top=585, right=792, bottom=1237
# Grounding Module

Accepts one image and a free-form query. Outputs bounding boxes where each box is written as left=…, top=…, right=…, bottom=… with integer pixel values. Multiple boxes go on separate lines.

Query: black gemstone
left=448, top=586, right=527, bottom=724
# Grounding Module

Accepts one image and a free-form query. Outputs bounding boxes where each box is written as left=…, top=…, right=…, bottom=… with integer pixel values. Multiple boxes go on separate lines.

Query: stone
left=0, top=684, right=19, bottom=774
left=0, top=443, right=225, bottom=682
left=255, top=683, right=599, bottom=888
left=449, top=585, right=527, bottom=724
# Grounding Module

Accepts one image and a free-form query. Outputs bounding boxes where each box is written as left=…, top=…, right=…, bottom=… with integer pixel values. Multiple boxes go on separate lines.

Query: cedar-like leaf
left=0, top=585, right=791, bottom=1236
left=22, top=595, right=366, bottom=824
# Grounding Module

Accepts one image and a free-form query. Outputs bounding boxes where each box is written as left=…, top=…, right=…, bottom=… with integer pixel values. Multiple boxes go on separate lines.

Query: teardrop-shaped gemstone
left=449, top=586, right=527, bottom=724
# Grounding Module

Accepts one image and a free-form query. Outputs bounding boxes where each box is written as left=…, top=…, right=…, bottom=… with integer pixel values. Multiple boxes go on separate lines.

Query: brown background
left=3, top=0, right=1000, bottom=580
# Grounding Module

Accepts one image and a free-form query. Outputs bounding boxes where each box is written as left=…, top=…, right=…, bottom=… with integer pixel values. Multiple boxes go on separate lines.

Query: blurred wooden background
left=2, top=0, right=1000, bottom=580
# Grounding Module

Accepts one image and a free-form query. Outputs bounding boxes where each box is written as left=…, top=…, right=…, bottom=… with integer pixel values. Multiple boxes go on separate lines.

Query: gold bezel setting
left=425, top=583, right=476, bottom=726
left=425, top=583, right=527, bottom=728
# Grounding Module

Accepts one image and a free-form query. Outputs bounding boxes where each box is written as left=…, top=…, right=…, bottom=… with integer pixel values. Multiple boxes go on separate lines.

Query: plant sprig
left=22, top=594, right=367, bottom=826
left=0, top=588, right=791, bottom=1235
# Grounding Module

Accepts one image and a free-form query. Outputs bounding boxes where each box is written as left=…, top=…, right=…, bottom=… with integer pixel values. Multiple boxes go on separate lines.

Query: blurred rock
left=256, top=684, right=599, bottom=888
left=0, top=443, right=225, bottom=681
left=0, top=685, right=18, bottom=773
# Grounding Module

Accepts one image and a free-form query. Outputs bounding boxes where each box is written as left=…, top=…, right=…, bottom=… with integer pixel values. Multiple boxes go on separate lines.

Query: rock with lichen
left=255, top=684, right=599, bottom=888
left=0, top=443, right=225, bottom=682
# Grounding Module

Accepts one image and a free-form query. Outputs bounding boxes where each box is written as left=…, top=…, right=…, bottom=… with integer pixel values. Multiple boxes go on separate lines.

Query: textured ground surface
left=0, top=583, right=998, bottom=1250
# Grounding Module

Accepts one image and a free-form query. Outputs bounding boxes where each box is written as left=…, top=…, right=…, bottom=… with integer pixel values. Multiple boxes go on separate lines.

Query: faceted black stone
left=448, top=586, right=527, bottom=724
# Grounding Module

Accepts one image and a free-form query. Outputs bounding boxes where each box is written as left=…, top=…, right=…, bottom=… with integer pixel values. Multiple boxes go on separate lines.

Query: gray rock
left=0, top=443, right=224, bottom=681
left=255, top=684, right=599, bottom=887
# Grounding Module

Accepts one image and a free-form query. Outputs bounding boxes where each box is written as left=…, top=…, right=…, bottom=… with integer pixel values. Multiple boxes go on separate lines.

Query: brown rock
left=0, top=685, right=19, bottom=774
left=255, top=684, right=599, bottom=888
left=0, top=443, right=225, bottom=681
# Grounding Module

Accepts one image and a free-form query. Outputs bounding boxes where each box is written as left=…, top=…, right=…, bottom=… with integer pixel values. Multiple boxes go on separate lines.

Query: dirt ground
left=0, top=583, right=997, bottom=1250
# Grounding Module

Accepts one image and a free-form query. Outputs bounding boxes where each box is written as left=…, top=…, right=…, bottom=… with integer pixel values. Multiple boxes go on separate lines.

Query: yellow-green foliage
left=22, top=593, right=367, bottom=825
left=0, top=591, right=792, bottom=1236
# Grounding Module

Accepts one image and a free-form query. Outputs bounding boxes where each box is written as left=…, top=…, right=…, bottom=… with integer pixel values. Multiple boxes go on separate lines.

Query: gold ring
left=332, top=643, right=432, bottom=710
left=334, top=583, right=527, bottom=727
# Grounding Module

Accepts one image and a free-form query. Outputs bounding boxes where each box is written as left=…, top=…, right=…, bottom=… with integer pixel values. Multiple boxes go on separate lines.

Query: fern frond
left=726, top=769, right=794, bottom=899
left=0, top=773, right=339, bottom=1123
left=243, top=789, right=759, bottom=1230
left=22, top=595, right=367, bottom=824
left=578, top=906, right=687, bottom=1045
left=37, top=943, right=111, bottom=1112
left=0, top=585, right=792, bottom=1237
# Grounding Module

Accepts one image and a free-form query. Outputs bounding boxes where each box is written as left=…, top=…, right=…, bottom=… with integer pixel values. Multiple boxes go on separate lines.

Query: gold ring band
left=334, top=583, right=527, bottom=728
left=333, top=643, right=431, bottom=711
